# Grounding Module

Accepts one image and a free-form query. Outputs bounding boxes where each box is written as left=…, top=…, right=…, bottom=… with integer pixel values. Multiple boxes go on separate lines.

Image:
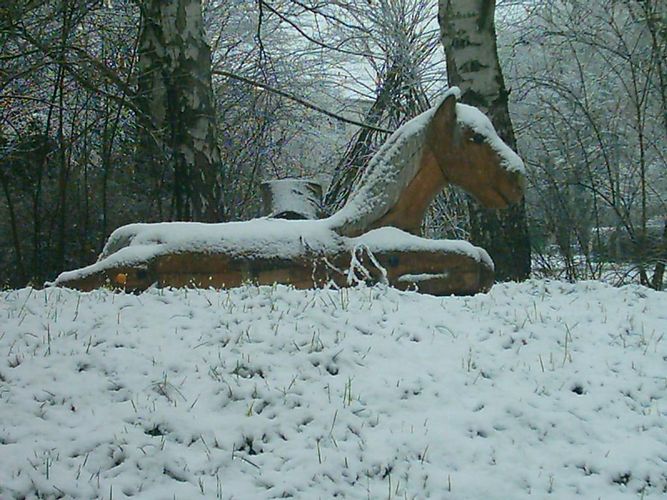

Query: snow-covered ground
left=0, top=280, right=665, bottom=499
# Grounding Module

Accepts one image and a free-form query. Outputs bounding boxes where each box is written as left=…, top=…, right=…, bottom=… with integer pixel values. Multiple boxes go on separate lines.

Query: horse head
left=425, top=93, right=524, bottom=209
left=328, top=90, right=525, bottom=237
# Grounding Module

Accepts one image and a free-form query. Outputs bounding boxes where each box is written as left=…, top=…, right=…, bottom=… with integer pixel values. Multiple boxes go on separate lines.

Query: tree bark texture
left=136, top=0, right=224, bottom=222
left=438, top=0, right=531, bottom=281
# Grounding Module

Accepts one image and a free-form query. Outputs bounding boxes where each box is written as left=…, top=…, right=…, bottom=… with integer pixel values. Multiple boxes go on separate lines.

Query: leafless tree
left=324, top=0, right=441, bottom=212
left=504, top=0, right=666, bottom=289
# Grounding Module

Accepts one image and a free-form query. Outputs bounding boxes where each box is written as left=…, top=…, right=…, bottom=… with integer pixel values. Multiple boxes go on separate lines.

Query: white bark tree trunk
left=136, top=0, right=224, bottom=222
left=438, top=0, right=531, bottom=281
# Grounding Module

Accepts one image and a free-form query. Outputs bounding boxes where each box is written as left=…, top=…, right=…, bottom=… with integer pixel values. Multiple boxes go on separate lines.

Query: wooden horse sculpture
left=54, top=89, right=524, bottom=295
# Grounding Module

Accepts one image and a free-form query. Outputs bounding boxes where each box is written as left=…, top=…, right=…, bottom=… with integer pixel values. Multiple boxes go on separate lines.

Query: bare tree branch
left=213, top=69, right=393, bottom=134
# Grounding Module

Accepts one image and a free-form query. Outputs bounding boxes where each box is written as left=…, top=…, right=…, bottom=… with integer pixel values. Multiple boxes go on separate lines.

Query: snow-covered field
left=0, top=280, right=665, bottom=499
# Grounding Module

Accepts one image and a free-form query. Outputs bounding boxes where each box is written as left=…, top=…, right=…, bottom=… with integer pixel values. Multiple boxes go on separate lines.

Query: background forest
left=1, top=0, right=665, bottom=290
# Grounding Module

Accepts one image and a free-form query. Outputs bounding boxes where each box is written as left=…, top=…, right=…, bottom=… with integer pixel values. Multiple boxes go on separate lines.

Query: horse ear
left=433, top=93, right=457, bottom=127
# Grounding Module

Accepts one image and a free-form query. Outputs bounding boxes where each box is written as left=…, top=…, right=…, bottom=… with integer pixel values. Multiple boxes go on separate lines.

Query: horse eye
left=471, top=133, right=486, bottom=144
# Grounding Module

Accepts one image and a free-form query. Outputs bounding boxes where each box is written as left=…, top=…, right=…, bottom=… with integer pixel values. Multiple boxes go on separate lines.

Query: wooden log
left=54, top=226, right=493, bottom=296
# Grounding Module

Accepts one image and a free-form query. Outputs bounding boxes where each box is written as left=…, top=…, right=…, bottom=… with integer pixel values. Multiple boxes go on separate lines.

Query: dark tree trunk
left=0, top=175, right=26, bottom=286
left=438, top=0, right=531, bottom=281
left=651, top=219, right=666, bottom=291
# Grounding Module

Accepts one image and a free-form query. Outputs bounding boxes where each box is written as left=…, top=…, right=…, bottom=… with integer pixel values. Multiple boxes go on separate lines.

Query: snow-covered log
left=53, top=221, right=493, bottom=296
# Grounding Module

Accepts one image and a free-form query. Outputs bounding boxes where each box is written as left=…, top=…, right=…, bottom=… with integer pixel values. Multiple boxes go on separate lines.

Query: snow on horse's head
left=332, top=89, right=525, bottom=237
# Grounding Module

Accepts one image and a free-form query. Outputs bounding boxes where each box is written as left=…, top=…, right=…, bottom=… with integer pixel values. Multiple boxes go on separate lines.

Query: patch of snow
left=1, top=280, right=666, bottom=499
left=397, top=271, right=450, bottom=283
left=356, top=227, right=493, bottom=269
left=54, top=219, right=342, bottom=285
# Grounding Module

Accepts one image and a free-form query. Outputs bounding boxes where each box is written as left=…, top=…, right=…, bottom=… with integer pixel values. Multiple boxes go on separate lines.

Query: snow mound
left=1, top=281, right=665, bottom=499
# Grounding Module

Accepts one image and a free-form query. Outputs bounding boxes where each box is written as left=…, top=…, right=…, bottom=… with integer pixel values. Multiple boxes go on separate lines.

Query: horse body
left=53, top=89, right=524, bottom=296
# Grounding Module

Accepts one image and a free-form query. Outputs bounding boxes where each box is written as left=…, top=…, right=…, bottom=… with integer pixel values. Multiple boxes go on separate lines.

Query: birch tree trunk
left=136, top=0, right=224, bottom=222
left=438, top=0, right=531, bottom=281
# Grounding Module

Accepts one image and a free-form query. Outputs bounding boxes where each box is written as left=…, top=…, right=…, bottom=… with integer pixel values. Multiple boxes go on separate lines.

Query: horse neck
left=328, top=122, right=429, bottom=237
left=368, top=144, right=448, bottom=235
